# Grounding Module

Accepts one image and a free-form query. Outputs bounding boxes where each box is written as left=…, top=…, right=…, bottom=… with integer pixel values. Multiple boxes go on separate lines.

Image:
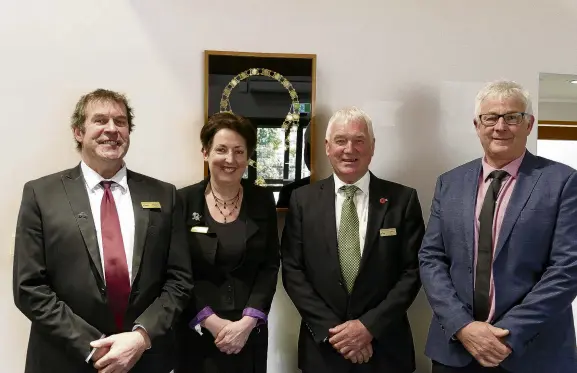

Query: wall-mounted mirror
left=204, top=50, right=317, bottom=210
left=536, top=72, right=577, bottom=169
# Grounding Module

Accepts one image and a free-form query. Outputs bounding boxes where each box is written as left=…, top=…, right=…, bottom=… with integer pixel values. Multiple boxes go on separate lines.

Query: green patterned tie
left=338, top=185, right=361, bottom=293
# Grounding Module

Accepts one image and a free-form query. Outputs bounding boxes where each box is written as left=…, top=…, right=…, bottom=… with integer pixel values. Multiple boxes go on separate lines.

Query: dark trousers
left=302, top=365, right=405, bottom=373
left=174, top=324, right=267, bottom=373
left=432, top=360, right=509, bottom=373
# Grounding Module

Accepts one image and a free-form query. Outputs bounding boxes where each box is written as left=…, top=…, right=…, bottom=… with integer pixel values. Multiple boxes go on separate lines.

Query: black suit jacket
left=177, top=178, right=280, bottom=326
left=277, top=176, right=311, bottom=208
left=12, top=164, right=193, bottom=373
left=281, top=173, right=425, bottom=373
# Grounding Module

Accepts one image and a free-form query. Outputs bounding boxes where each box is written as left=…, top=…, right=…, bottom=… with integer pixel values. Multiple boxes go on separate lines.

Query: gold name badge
left=190, top=226, right=209, bottom=234
left=380, top=228, right=397, bottom=237
left=141, top=202, right=161, bottom=209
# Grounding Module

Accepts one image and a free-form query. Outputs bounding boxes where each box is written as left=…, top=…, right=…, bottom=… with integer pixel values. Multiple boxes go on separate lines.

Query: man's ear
left=526, top=115, right=535, bottom=132
left=73, top=126, right=84, bottom=143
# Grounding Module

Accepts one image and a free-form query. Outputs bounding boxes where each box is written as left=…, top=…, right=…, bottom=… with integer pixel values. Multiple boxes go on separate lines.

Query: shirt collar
left=80, top=161, right=128, bottom=192
left=334, top=171, right=370, bottom=195
left=481, top=150, right=526, bottom=181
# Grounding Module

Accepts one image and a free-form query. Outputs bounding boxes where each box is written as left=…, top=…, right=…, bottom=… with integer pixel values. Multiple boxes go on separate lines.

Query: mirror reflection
left=204, top=51, right=316, bottom=209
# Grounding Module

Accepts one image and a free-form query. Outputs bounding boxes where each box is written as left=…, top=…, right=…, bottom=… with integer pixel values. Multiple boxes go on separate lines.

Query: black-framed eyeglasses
left=477, top=112, right=529, bottom=126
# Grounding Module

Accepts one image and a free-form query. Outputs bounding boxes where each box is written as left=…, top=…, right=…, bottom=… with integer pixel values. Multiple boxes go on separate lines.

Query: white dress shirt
left=334, top=172, right=370, bottom=254
left=81, top=161, right=135, bottom=283
left=80, top=162, right=150, bottom=360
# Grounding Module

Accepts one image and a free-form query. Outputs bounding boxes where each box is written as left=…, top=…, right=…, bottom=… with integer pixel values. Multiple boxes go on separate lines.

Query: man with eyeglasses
left=419, top=80, right=577, bottom=372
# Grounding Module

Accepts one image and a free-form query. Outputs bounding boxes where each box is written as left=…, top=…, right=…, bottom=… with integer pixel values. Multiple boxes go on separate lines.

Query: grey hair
left=474, top=80, right=533, bottom=119
left=325, top=106, right=375, bottom=140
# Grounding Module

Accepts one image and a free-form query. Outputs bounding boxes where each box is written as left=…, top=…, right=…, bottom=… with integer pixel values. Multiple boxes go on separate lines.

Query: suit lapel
left=223, top=181, right=261, bottom=271
left=494, top=153, right=542, bottom=259
left=242, top=180, right=260, bottom=243
left=62, top=165, right=104, bottom=284
left=320, top=177, right=344, bottom=283
left=359, top=174, right=389, bottom=271
left=463, top=162, right=482, bottom=266
left=127, top=171, right=150, bottom=283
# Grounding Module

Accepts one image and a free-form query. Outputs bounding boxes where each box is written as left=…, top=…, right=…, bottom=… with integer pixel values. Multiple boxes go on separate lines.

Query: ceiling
left=539, top=72, right=577, bottom=103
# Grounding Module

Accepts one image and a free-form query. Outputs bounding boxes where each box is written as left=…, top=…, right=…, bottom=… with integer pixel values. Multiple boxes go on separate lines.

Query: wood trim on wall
left=537, top=120, right=577, bottom=126
left=538, top=125, right=577, bottom=140
left=538, top=119, right=577, bottom=140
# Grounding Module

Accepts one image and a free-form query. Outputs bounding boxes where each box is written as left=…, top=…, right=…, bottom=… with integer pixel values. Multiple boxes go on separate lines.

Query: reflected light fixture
left=570, top=80, right=577, bottom=84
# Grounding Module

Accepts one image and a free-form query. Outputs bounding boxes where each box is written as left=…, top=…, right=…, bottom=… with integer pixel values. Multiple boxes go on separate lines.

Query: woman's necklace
left=210, top=184, right=241, bottom=223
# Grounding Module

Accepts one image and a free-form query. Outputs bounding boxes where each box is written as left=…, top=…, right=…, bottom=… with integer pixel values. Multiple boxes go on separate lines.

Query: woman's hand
left=201, top=314, right=232, bottom=338
left=214, top=316, right=258, bottom=354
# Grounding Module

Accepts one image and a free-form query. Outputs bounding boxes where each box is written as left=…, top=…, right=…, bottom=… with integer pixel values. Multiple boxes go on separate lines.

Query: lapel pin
left=78, top=212, right=88, bottom=219
left=380, top=198, right=387, bottom=204
left=192, top=212, right=202, bottom=221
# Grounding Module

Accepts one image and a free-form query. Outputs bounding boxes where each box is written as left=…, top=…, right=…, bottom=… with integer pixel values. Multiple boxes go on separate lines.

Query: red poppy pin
left=380, top=198, right=387, bottom=204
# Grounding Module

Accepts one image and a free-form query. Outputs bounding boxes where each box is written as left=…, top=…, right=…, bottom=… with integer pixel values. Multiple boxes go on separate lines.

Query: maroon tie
left=100, top=181, right=131, bottom=331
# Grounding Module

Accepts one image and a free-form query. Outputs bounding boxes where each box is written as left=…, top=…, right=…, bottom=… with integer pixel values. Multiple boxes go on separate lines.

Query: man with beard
left=13, top=89, right=193, bottom=373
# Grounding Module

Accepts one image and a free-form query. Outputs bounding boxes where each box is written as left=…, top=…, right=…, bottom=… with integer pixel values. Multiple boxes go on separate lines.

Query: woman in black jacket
left=174, top=112, right=280, bottom=373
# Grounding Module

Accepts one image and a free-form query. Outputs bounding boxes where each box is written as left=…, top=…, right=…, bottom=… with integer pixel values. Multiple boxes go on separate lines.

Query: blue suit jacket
left=419, top=151, right=577, bottom=372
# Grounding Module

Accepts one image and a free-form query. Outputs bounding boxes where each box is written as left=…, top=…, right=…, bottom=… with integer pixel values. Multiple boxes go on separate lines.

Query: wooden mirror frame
left=203, top=50, right=317, bottom=212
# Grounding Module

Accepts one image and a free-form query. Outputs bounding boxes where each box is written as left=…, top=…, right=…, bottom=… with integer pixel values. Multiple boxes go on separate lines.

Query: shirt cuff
left=85, top=334, right=106, bottom=363
left=85, top=346, right=97, bottom=363
left=189, top=306, right=215, bottom=329
left=242, top=307, right=268, bottom=326
left=132, top=324, right=151, bottom=350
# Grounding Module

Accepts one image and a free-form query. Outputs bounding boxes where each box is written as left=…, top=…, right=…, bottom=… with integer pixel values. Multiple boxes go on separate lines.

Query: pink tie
left=100, top=181, right=131, bottom=331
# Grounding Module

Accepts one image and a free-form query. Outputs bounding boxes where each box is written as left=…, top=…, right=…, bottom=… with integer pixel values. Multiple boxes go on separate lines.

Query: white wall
left=537, top=140, right=577, bottom=169
left=538, top=102, right=577, bottom=121
left=3, top=0, right=577, bottom=372
left=536, top=139, right=577, bottom=334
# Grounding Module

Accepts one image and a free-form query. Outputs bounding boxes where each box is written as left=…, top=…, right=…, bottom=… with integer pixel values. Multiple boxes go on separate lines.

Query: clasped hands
left=328, top=320, right=373, bottom=364
left=456, top=321, right=512, bottom=368
left=202, top=314, right=257, bottom=355
left=90, top=329, right=151, bottom=373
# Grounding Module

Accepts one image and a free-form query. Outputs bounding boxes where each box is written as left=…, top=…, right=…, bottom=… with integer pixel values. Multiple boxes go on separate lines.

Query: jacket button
left=466, top=303, right=472, bottom=310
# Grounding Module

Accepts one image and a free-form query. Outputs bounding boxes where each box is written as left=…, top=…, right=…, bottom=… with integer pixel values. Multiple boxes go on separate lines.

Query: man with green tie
left=281, top=107, right=425, bottom=373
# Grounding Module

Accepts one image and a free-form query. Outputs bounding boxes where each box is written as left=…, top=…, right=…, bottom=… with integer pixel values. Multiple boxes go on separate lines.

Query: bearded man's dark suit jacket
left=12, top=164, right=193, bottom=373
left=281, top=173, right=425, bottom=373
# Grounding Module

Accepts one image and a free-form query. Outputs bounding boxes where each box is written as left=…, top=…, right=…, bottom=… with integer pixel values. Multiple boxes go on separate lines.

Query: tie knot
left=488, top=170, right=509, bottom=182
left=340, top=184, right=359, bottom=198
left=101, top=180, right=114, bottom=190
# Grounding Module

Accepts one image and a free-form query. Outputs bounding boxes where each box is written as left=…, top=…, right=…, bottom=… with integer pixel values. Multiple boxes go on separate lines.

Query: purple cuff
left=189, top=306, right=214, bottom=329
left=242, top=307, right=268, bottom=326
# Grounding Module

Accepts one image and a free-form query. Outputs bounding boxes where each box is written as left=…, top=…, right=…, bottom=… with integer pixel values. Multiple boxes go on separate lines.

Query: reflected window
left=256, top=126, right=284, bottom=187
left=242, top=118, right=309, bottom=195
